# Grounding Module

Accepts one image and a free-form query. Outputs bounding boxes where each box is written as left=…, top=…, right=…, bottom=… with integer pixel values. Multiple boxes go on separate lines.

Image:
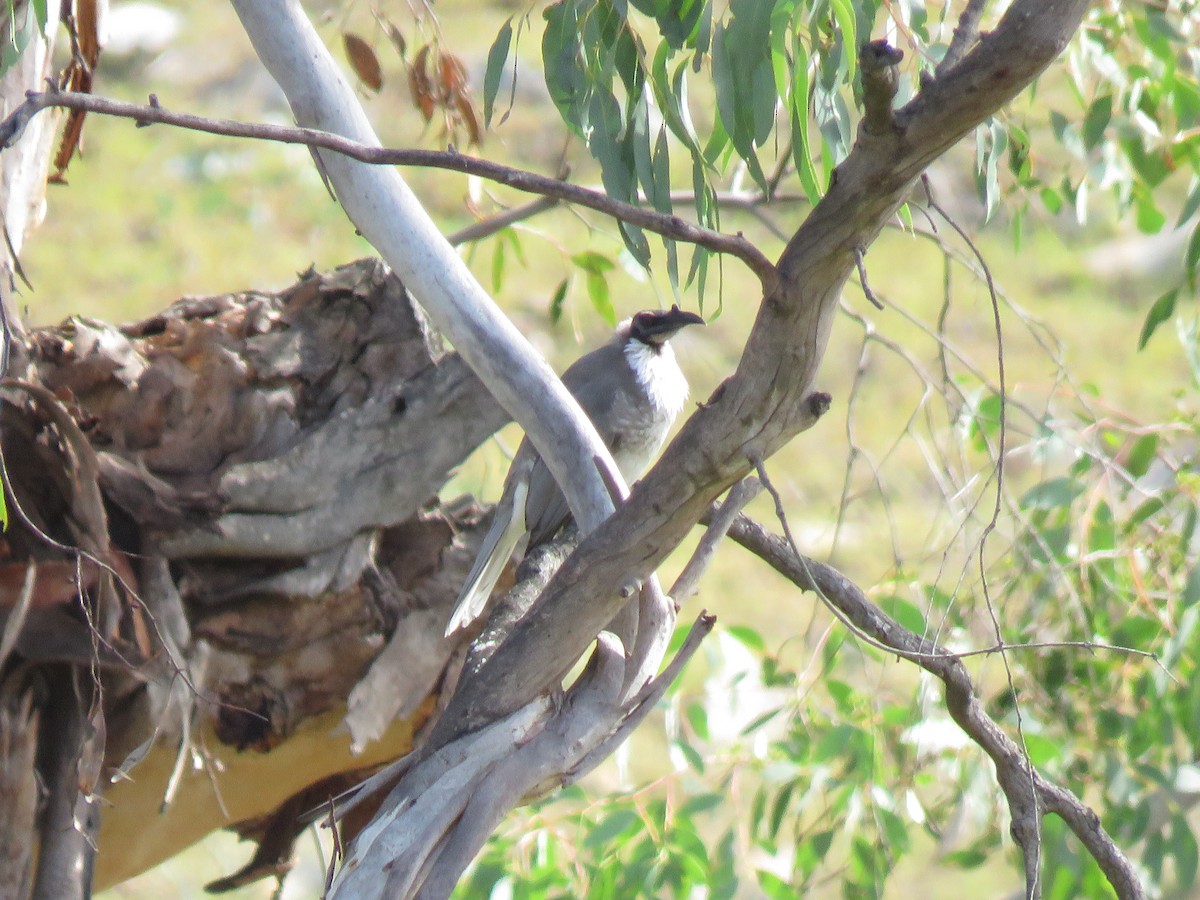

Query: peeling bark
left=0, top=259, right=509, bottom=892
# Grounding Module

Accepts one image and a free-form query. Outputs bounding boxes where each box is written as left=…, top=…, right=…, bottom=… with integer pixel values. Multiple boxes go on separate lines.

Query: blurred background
left=19, top=1, right=1188, bottom=897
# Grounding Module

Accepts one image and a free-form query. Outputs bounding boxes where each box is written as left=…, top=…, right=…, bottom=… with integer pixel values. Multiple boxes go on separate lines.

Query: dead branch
left=0, top=90, right=776, bottom=287
left=719, top=510, right=1144, bottom=899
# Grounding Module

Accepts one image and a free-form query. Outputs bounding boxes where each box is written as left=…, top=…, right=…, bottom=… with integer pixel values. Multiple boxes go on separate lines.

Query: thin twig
left=0, top=90, right=778, bottom=288
left=447, top=196, right=559, bottom=246
left=716, top=508, right=1145, bottom=898
left=670, top=478, right=761, bottom=603
left=954, top=640, right=1175, bottom=677
left=562, top=611, right=716, bottom=787
left=922, top=172, right=1038, bottom=892
left=853, top=246, right=885, bottom=310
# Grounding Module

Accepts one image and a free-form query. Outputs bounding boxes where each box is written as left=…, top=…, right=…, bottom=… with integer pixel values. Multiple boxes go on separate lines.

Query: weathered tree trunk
left=1, top=258, right=505, bottom=892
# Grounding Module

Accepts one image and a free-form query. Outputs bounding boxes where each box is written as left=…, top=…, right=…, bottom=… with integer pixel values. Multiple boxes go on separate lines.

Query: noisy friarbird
left=445, top=305, right=704, bottom=635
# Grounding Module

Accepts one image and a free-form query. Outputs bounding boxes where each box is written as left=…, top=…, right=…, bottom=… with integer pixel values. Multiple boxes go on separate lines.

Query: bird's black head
left=628, top=304, right=705, bottom=348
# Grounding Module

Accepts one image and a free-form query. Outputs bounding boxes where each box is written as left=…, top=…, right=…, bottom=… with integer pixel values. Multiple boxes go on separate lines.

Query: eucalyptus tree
left=0, top=1, right=1196, bottom=898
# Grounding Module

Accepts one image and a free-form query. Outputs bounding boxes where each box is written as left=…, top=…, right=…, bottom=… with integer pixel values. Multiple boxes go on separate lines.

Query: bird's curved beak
left=644, top=304, right=705, bottom=340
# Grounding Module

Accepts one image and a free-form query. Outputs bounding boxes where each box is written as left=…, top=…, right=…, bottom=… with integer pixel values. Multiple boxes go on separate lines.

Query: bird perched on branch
left=445, top=305, right=705, bottom=635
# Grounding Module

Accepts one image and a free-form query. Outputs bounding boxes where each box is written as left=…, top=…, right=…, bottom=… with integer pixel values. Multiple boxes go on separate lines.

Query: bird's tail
left=444, top=479, right=528, bottom=635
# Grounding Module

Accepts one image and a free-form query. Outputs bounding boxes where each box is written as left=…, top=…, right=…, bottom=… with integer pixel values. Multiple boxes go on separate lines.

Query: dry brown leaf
left=408, top=44, right=435, bottom=121
left=52, top=0, right=105, bottom=179
left=437, top=51, right=468, bottom=97
left=456, top=93, right=483, bottom=148
left=343, top=32, right=383, bottom=91
left=378, top=15, right=406, bottom=60
left=75, top=0, right=103, bottom=66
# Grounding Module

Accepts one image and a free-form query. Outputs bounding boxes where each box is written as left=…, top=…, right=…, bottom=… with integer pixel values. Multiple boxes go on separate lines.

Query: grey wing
left=524, top=452, right=570, bottom=545
left=524, top=341, right=626, bottom=545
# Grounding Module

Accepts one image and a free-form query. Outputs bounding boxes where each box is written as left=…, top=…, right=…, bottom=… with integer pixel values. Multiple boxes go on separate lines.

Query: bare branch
left=852, top=246, right=885, bottom=310
left=937, top=0, right=991, bottom=77
left=671, top=478, right=761, bottom=603
left=860, top=40, right=904, bottom=135
left=562, top=611, right=716, bottom=788
left=0, top=90, right=776, bottom=287
left=720, top=512, right=1145, bottom=899
left=446, top=196, right=559, bottom=246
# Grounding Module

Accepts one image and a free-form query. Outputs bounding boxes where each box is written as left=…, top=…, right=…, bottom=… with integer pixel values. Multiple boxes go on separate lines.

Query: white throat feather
left=623, top=338, right=689, bottom=421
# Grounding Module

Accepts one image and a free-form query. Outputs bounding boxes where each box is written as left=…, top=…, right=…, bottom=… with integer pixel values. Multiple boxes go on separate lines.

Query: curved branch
left=209, top=1, right=1097, bottom=895
left=719, top=511, right=1144, bottom=899
left=0, top=90, right=776, bottom=286
left=413, top=0, right=1094, bottom=870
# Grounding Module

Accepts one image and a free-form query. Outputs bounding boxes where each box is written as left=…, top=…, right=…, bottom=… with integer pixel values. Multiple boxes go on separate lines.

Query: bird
left=445, top=304, right=705, bottom=635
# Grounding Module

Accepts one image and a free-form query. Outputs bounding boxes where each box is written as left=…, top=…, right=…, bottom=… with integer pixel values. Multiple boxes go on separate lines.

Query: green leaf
left=1187, top=219, right=1200, bottom=290
left=1082, top=94, right=1112, bottom=150
left=829, top=0, right=858, bottom=79
left=711, top=24, right=740, bottom=155
left=965, top=391, right=1003, bottom=452
left=0, top=0, right=37, bottom=74
left=548, top=277, right=569, bottom=324
left=673, top=738, right=705, bottom=772
left=571, top=251, right=616, bottom=274
left=814, top=724, right=859, bottom=763
left=975, top=120, right=1008, bottom=222
left=790, top=40, right=821, bottom=202
left=740, top=707, right=782, bottom=736
left=631, top=91, right=656, bottom=207
left=1176, top=181, right=1200, bottom=229
left=1137, top=289, right=1176, bottom=350
left=585, top=270, right=615, bottom=325
left=750, top=59, right=776, bottom=148
left=572, top=251, right=617, bottom=323
left=1183, top=564, right=1200, bottom=607
left=1019, top=477, right=1084, bottom=512
left=681, top=792, right=725, bottom=817
left=942, top=848, right=989, bottom=868
left=726, top=624, right=765, bottom=651
left=756, top=871, right=794, bottom=900
left=652, top=131, right=679, bottom=289
left=767, top=782, right=794, bottom=840
left=1041, top=186, right=1063, bottom=215
left=1135, top=190, right=1166, bottom=234
left=883, top=596, right=926, bottom=635
left=1112, top=613, right=1161, bottom=648
left=483, top=18, right=514, bottom=127
left=1128, top=496, right=1164, bottom=527
left=1022, top=732, right=1061, bottom=767
left=649, top=44, right=701, bottom=158
left=685, top=702, right=710, bottom=741
left=1124, top=433, right=1159, bottom=478
left=1173, top=812, right=1199, bottom=888
left=584, top=809, right=640, bottom=848
left=541, top=2, right=586, bottom=132
left=619, top=221, right=653, bottom=269
left=490, top=233, right=506, bottom=293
